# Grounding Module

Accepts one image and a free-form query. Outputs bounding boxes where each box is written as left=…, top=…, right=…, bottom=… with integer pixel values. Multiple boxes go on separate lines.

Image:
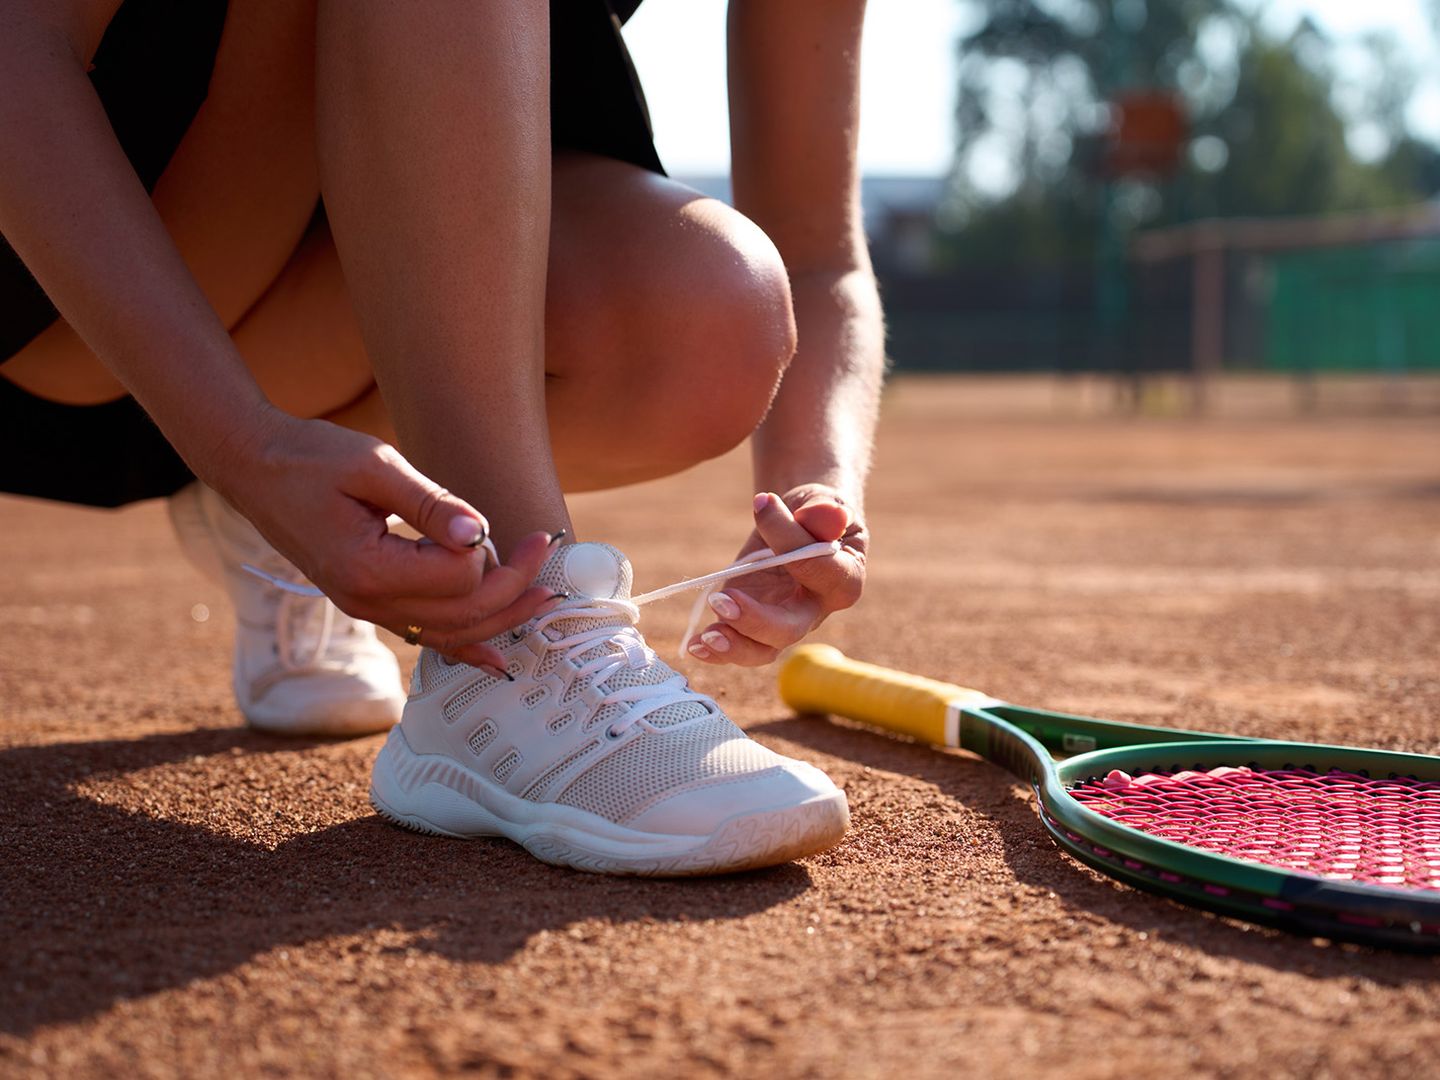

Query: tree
left=1176, top=23, right=1413, bottom=219
left=946, top=0, right=1238, bottom=213
left=941, top=0, right=1430, bottom=266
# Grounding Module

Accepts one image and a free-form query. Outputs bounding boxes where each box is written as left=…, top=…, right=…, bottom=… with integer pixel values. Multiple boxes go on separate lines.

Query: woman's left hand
left=686, top=484, right=868, bottom=666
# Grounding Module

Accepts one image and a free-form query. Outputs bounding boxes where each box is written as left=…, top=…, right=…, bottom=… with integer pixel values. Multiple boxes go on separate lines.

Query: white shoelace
left=525, top=604, right=701, bottom=736
left=636, top=541, right=842, bottom=660
left=274, top=589, right=336, bottom=671
left=240, top=554, right=361, bottom=696
left=244, top=538, right=841, bottom=727
left=525, top=540, right=841, bottom=738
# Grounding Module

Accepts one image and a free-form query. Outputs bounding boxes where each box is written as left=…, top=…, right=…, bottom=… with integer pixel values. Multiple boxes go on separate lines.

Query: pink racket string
left=1069, top=766, right=1440, bottom=891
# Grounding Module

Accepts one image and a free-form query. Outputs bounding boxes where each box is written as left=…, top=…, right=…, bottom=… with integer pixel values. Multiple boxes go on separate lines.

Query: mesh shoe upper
left=402, top=542, right=831, bottom=833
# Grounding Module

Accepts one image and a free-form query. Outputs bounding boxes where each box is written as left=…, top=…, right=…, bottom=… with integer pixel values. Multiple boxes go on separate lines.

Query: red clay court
left=3, top=376, right=1439, bottom=1077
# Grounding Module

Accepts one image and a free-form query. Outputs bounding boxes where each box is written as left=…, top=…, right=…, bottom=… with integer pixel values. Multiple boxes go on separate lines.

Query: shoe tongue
left=535, top=542, right=633, bottom=602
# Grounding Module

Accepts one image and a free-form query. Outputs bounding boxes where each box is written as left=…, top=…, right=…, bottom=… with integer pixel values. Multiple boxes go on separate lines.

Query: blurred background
left=626, top=0, right=1440, bottom=415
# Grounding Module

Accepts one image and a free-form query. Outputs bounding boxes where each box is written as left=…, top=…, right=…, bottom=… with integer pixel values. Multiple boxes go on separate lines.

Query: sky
left=622, top=0, right=1440, bottom=178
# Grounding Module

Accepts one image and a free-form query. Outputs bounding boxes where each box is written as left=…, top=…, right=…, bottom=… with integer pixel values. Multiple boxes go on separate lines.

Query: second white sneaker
left=370, top=541, right=850, bottom=875
left=169, top=482, right=405, bottom=736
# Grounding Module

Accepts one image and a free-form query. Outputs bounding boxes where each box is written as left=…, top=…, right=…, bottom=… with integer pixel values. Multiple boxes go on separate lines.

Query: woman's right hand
left=204, top=407, right=558, bottom=671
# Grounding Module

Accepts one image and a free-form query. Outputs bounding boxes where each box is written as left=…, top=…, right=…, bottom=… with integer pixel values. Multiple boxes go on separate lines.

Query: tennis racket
left=779, top=645, right=1440, bottom=950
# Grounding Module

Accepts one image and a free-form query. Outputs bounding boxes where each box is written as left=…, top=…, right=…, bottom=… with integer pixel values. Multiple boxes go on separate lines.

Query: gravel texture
left=3, top=377, right=1439, bottom=1078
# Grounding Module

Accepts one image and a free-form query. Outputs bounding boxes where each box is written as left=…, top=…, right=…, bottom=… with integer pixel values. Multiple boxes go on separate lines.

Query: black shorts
left=0, top=0, right=660, bottom=509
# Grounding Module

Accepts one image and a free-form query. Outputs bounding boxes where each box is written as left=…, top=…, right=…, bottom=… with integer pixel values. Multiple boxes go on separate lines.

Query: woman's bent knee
left=546, top=163, right=798, bottom=488
left=648, top=200, right=796, bottom=463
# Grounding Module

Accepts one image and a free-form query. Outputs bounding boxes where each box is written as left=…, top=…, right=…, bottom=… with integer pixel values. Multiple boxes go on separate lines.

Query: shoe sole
left=246, top=695, right=401, bottom=738
left=369, top=726, right=850, bottom=876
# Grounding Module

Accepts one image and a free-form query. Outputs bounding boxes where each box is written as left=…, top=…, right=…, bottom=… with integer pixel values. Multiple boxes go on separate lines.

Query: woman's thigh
left=5, top=142, right=791, bottom=493
left=0, top=0, right=322, bottom=406
left=232, top=149, right=796, bottom=485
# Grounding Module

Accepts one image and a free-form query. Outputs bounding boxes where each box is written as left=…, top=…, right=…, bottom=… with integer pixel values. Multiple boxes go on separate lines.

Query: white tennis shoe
left=369, top=541, right=850, bottom=875
left=168, top=482, right=405, bottom=736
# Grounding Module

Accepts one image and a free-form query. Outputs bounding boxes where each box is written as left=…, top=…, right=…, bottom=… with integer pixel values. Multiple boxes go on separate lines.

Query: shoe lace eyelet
left=605, top=725, right=622, bottom=740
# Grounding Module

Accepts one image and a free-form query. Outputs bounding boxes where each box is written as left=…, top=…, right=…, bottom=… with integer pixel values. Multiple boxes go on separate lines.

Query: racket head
left=779, top=646, right=1440, bottom=949
left=1029, top=729, right=1440, bottom=948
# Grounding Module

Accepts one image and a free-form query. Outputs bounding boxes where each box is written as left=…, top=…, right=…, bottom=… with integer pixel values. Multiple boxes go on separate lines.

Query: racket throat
left=953, top=704, right=1051, bottom=787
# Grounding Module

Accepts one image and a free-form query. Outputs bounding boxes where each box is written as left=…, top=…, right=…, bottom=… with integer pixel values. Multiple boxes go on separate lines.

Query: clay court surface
left=4, top=375, right=1440, bottom=1078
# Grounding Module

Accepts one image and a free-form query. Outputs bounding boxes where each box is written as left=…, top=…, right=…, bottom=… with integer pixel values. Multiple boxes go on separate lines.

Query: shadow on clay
left=753, top=713, right=1440, bottom=980
left=0, top=727, right=813, bottom=1036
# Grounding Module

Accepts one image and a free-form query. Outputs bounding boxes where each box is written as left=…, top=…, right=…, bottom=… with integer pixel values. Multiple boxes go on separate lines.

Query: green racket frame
left=780, top=645, right=1440, bottom=950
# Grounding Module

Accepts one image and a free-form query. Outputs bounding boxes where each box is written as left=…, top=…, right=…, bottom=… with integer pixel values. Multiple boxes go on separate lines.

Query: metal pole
left=1190, top=224, right=1224, bottom=415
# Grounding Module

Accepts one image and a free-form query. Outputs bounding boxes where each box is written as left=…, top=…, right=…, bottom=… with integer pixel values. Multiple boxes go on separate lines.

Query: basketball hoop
left=1105, top=90, right=1187, bottom=178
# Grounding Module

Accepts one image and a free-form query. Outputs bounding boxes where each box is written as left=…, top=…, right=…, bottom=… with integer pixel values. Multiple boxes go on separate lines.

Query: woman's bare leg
left=246, top=157, right=795, bottom=492
left=230, top=154, right=794, bottom=491
left=8, top=155, right=795, bottom=487
left=324, top=384, right=395, bottom=444
left=0, top=1, right=328, bottom=407
left=225, top=221, right=379, bottom=423
left=316, top=0, right=564, bottom=557
left=4, top=2, right=794, bottom=514
left=6, top=152, right=790, bottom=488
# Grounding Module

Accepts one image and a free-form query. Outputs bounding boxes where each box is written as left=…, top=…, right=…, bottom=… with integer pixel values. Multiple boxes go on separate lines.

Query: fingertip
left=793, top=500, right=849, bottom=541
left=446, top=513, right=489, bottom=549
left=753, top=492, right=802, bottom=532
left=510, top=529, right=555, bottom=574
left=530, top=585, right=568, bottom=616
left=698, top=628, right=731, bottom=654
left=454, top=644, right=507, bottom=671
left=725, top=587, right=754, bottom=608
left=707, top=590, right=741, bottom=622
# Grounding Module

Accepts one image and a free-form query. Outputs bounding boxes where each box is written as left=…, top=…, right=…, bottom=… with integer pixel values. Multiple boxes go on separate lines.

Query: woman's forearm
left=0, top=15, right=269, bottom=478
left=727, top=0, right=878, bottom=506
left=751, top=267, right=885, bottom=505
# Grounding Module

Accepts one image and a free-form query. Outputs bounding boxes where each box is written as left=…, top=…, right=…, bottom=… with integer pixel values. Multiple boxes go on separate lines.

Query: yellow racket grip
left=778, top=645, right=1000, bottom=748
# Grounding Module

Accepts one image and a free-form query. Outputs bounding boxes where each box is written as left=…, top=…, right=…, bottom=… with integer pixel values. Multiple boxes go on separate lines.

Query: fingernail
left=700, top=630, right=730, bottom=653
left=707, top=591, right=740, bottom=621
left=547, top=528, right=568, bottom=548
left=450, top=516, right=487, bottom=547
left=548, top=591, right=569, bottom=602
left=478, top=661, right=514, bottom=682
left=688, top=643, right=712, bottom=660
left=753, top=493, right=771, bottom=514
